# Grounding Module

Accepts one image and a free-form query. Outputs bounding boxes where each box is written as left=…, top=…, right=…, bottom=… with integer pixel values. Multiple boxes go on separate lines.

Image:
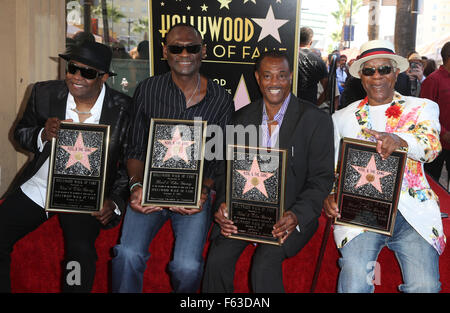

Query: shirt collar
left=66, top=83, right=105, bottom=123
left=262, top=93, right=291, bottom=125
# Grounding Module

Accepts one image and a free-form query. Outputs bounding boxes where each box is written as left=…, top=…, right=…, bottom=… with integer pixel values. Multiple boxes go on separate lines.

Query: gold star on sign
left=201, top=3, right=208, bottom=11
left=252, top=5, right=289, bottom=43
left=217, top=0, right=232, bottom=10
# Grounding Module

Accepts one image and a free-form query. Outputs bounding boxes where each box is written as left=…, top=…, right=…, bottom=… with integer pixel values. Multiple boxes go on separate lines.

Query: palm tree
left=101, top=0, right=110, bottom=43
left=367, top=0, right=380, bottom=40
left=92, top=2, right=126, bottom=42
left=83, top=0, right=93, bottom=33
left=132, top=17, right=149, bottom=41
left=394, top=0, right=417, bottom=57
left=331, top=0, right=362, bottom=49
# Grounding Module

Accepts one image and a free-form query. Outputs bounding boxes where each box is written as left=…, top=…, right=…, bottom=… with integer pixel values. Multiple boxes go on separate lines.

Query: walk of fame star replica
left=46, top=122, right=110, bottom=213
left=226, top=145, right=287, bottom=245
left=142, top=118, right=207, bottom=208
left=335, top=137, right=407, bottom=235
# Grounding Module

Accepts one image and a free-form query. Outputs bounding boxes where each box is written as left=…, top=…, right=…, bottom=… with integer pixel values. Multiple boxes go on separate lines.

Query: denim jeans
left=337, top=212, right=441, bottom=293
left=112, top=195, right=212, bottom=293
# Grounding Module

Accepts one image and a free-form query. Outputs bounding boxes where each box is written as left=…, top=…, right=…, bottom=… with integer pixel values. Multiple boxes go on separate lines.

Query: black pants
left=0, top=188, right=100, bottom=293
left=425, top=149, right=450, bottom=184
left=202, top=220, right=317, bottom=293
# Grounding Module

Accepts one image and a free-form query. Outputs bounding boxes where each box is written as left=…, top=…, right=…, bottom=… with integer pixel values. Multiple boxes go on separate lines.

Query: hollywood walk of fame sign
left=142, top=118, right=207, bottom=208
left=149, top=0, right=301, bottom=111
left=46, top=122, right=110, bottom=213
left=335, top=138, right=407, bottom=236
left=226, top=145, right=287, bottom=245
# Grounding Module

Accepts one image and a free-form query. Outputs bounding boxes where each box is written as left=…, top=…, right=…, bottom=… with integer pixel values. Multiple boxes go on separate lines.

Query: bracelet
left=129, top=182, right=143, bottom=192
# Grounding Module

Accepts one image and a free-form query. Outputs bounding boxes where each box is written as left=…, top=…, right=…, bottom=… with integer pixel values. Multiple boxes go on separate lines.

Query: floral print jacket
left=332, top=92, right=446, bottom=255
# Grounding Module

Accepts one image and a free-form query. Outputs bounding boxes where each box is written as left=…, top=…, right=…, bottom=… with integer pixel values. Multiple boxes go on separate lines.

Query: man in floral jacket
left=324, top=40, right=445, bottom=293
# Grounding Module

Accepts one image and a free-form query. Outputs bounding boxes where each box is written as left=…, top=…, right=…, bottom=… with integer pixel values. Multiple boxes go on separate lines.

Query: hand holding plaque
left=142, top=118, right=207, bottom=209
left=334, top=137, right=407, bottom=235
left=46, top=122, right=110, bottom=213
left=272, top=211, right=298, bottom=244
left=226, top=145, right=287, bottom=245
left=214, top=202, right=238, bottom=237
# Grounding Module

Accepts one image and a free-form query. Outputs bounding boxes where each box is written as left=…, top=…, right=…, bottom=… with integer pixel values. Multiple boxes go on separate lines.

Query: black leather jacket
left=12, top=80, right=132, bottom=228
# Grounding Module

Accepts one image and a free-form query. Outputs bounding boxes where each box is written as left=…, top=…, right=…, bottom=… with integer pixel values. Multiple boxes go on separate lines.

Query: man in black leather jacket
left=297, top=27, right=328, bottom=106
left=0, top=41, right=131, bottom=292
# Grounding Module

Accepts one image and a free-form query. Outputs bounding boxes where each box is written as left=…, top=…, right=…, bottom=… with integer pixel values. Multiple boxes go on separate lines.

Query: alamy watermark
left=66, top=260, right=81, bottom=286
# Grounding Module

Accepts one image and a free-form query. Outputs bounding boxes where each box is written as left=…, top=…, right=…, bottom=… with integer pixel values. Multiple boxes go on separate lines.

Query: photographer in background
left=406, top=52, right=427, bottom=97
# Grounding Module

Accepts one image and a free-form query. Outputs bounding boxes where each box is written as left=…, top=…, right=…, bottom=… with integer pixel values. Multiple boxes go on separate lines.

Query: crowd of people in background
left=298, top=27, right=444, bottom=118
left=1, top=21, right=449, bottom=294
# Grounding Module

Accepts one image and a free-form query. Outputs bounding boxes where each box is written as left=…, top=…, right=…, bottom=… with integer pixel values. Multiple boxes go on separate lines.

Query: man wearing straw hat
left=324, top=40, right=444, bottom=293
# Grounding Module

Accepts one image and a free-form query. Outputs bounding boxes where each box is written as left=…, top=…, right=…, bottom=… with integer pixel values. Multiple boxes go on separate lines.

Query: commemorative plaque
left=335, top=137, right=407, bottom=235
left=142, top=118, right=207, bottom=208
left=227, top=145, right=287, bottom=245
left=46, top=122, right=110, bottom=213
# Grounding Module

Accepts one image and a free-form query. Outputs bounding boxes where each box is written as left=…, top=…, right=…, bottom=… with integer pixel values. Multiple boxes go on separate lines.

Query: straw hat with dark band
left=349, top=40, right=409, bottom=78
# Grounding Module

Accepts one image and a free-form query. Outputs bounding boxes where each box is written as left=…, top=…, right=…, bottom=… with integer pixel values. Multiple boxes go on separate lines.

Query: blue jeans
left=337, top=212, right=441, bottom=293
left=112, top=196, right=212, bottom=293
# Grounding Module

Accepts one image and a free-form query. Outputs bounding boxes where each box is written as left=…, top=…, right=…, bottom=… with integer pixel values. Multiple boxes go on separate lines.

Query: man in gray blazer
left=202, top=50, right=335, bottom=293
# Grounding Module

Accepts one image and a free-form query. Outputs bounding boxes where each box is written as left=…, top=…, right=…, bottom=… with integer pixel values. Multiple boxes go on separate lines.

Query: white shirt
left=20, top=84, right=106, bottom=209
left=332, top=94, right=445, bottom=255
left=336, top=67, right=347, bottom=88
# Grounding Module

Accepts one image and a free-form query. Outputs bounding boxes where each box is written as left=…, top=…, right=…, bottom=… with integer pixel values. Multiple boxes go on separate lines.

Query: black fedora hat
left=59, top=41, right=117, bottom=76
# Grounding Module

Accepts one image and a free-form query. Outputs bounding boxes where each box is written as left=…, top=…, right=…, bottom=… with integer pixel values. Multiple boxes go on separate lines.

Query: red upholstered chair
left=6, top=174, right=450, bottom=292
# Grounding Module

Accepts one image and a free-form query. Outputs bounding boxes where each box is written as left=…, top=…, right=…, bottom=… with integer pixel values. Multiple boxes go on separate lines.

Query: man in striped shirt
left=111, top=23, right=234, bottom=293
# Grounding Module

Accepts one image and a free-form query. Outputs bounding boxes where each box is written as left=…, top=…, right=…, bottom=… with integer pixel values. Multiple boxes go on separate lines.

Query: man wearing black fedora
left=0, top=41, right=132, bottom=292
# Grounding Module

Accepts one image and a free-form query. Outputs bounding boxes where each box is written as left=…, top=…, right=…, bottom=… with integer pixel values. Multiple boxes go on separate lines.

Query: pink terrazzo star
left=61, top=132, right=97, bottom=171
left=158, top=126, right=195, bottom=163
left=351, top=155, right=392, bottom=193
left=237, top=156, right=274, bottom=198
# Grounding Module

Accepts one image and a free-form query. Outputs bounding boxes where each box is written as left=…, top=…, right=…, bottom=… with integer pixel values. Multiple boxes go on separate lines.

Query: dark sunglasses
left=167, top=44, right=202, bottom=54
left=67, top=62, right=105, bottom=80
left=361, top=65, right=393, bottom=76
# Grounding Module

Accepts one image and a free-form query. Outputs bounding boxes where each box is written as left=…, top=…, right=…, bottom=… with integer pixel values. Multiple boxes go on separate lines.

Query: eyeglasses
left=67, top=62, right=105, bottom=80
left=361, top=65, right=393, bottom=76
left=167, top=44, right=202, bottom=54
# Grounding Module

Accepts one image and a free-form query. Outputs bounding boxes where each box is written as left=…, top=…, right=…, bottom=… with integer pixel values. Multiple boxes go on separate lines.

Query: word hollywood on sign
left=150, top=0, right=301, bottom=110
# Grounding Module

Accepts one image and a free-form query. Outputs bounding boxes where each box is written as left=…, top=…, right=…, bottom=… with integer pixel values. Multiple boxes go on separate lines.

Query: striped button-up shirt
left=261, top=93, right=291, bottom=148
left=127, top=72, right=234, bottom=179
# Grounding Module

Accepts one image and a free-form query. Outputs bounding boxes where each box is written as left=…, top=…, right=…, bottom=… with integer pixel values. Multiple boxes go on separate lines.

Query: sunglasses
left=67, top=62, right=105, bottom=80
left=167, top=44, right=202, bottom=54
left=361, top=65, right=393, bottom=76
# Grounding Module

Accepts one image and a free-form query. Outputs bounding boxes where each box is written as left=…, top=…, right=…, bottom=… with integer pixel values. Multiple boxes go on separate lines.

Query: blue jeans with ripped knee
left=337, top=212, right=441, bottom=293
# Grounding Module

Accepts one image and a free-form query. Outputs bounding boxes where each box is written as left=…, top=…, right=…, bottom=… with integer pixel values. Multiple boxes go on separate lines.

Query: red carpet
left=7, top=174, right=450, bottom=293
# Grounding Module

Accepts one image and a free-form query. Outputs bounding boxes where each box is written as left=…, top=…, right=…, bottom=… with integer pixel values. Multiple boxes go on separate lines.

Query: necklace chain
left=185, top=74, right=200, bottom=107
left=72, top=107, right=92, bottom=115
